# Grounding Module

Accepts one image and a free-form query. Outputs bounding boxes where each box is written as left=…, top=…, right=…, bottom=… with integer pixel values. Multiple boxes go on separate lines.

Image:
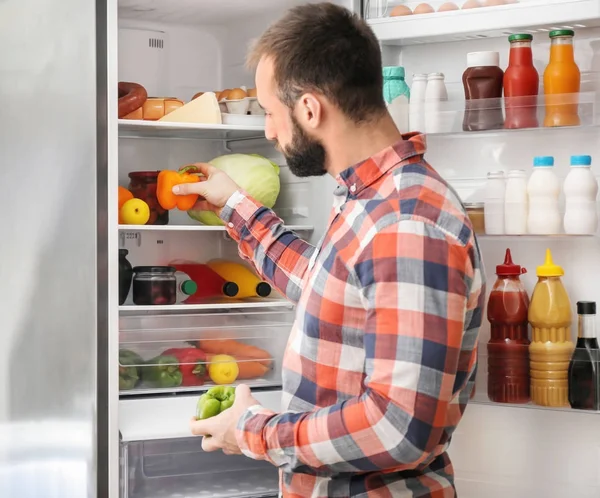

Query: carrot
left=206, top=353, right=271, bottom=379
left=197, top=340, right=272, bottom=367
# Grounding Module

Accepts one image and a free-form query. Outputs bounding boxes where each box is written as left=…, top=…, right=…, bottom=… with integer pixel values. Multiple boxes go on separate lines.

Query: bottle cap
left=222, top=282, right=239, bottom=297
left=549, top=29, right=575, bottom=38
left=536, top=248, right=564, bottom=277
left=383, top=66, right=405, bottom=79
left=577, top=301, right=596, bottom=315
left=119, top=249, right=129, bottom=256
left=496, top=248, right=526, bottom=276
left=256, top=282, right=272, bottom=297
left=533, top=156, right=554, bottom=167
left=508, top=34, right=533, bottom=42
left=467, top=51, right=500, bottom=68
left=413, top=73, right=428, bottom=80
left=570, top=155, right=592, bottom=167
left=180, top=280, right=197, bottom=296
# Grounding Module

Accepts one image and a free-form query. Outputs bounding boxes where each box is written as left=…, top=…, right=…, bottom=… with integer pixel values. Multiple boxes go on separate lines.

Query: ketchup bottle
left=487, top=248, right=531, bottom=404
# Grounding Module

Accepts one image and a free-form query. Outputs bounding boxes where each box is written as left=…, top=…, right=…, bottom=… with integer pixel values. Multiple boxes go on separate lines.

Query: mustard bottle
left=207, top=260, right=272, bottom=299
left=528, top=249, right=574, bottom=407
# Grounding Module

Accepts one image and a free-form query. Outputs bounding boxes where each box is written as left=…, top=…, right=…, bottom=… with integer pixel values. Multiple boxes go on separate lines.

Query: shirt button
left=350, top=184, right=357, bottom=193
left=228, top=222, right=234, bottom=228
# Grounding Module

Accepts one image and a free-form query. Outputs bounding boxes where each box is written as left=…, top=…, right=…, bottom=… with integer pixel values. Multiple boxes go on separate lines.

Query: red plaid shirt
left=221, top=134, right=485, bottom=498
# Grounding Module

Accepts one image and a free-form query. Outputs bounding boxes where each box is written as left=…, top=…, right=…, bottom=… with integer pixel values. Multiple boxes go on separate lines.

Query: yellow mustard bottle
left=207, top=260, right=272, bottom=299
left=528, top=249, right=575, bottom=407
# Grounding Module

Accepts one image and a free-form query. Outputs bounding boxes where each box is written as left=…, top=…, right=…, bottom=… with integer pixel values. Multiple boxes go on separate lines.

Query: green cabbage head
left=187, top=153, right=281, bottom=226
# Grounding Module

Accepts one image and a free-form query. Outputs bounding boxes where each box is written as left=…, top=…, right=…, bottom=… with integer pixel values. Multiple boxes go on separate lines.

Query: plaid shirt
left=221, top=134, right=485, bottom=498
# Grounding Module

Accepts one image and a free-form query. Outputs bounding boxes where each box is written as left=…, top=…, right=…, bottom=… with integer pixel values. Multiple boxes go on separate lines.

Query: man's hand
left=190, top=384, right=260, bottom=455
left=172, top=162, right=240, bottom=215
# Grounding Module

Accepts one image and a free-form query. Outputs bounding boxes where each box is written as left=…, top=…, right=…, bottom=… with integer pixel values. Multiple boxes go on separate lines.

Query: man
left=173, top=3, right=485, bottom=497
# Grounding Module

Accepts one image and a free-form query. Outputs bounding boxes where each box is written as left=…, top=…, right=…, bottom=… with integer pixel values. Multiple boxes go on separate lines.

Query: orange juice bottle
left=528, top=249, right=575, bottom=407
left=543, top=29, right=581, bottom=127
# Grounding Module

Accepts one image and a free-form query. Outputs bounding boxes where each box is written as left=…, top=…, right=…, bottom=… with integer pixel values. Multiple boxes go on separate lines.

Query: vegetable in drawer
left=163, top=347, right=207, bottom=386
left=141, top=355, right=183, bottom=388
left=119, top=349, right=144, bottom=390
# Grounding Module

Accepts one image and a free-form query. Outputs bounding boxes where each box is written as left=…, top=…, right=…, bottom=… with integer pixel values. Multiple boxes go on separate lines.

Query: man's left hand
left=190, top=384, right=260, bottom=455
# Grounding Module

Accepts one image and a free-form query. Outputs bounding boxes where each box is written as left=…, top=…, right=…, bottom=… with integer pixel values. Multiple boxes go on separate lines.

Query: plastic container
left=132, top=266, right=177, bottom=306
left=528, top=249, right=574, bottom=407
left=225, top=98, right=251, bottom=115
left=174, top=271, right=198, bottom=304
left=128, top=171, right=169, bottom=225
left=462, top=51, right=504, bottom=131
left=487, top=248, right=530, bottom=404
left=484, top=171, right=506, bottom=235
left=527, top=156, right=561, bottom=235
left=504, top=169, right=528, bottom=235
left=247, top=97, right=264, bottom=115
left=383, top=66, right=410, bottom=133
left=119, top=249, right=133, bottom=305
left=424, top=72, right=448, bottom=134
left=409, top=73, right=427, bottom=133
left=465, top=202, right=485, bottom=234
left=563, top=155, right=598, bottom=235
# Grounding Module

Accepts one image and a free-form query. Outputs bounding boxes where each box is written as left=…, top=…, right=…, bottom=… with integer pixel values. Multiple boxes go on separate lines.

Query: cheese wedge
left=158, top=92, right=223, bottom=124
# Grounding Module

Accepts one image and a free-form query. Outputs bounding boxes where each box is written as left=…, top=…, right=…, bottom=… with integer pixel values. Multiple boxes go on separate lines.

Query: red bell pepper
left=162, top=347, right=207, bottom=386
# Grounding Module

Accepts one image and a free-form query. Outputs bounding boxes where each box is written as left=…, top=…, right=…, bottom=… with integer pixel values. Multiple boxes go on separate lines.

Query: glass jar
left=128, top=171, right=169, bottom=225
left=464, top=202, right=485, bottom=234
left=132, top=266, right=177, bottom=306
left=119, top=249, right=133, bottom=305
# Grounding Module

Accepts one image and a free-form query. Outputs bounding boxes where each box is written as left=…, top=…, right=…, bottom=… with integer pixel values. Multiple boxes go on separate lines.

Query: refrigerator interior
left=116, top=1, right=600, bottom=497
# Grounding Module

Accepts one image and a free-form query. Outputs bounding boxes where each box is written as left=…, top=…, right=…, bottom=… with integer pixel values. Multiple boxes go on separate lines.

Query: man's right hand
left=172, top=163, right=240, bottom=215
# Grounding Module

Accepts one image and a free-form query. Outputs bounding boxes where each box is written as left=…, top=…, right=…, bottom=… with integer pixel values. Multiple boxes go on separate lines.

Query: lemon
left=120, top=198, right=150, bottom=225
left=208, top=354, right=239, bottom=385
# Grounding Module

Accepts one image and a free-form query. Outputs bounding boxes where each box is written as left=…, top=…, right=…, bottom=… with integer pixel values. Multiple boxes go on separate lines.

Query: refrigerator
left=2, top=0, right=600, bottom=497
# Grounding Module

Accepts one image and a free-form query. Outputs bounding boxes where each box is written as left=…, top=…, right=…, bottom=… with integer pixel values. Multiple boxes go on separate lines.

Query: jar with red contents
left=128, top=171, right=169, bottom=225
left=487, top=248, right=531, bottom=404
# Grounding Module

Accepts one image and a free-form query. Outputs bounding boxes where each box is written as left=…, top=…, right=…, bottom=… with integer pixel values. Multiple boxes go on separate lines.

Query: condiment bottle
left=174, top=271, right=198, bottom=304
left=487, top=249, right=530, bottom=404
left=484, top=171, right=506, bottom=235
left=568, top=301, right=600, bottom=410
left=563, top=155, right=598, bottom=235
left=529, top=249, right=574, bottom=407
left=544, top=29, right=581, bottom=128
left=119, top=249, right=133, bottom=305
left=504, top=34, right=539, bottom=130
left=409, top=73, right=428, bottom=133
left=170, top=261, right=239, bottom=302
left=424, top=72, right=448, bottom=134
left=207, top=260, right=272, bottom=299
left=504, top=170, right=528, bottom=235
left=527, top=156, right=561, bottom=235
left=462, top=51, right=504, bottom=131
left=383, top=66, right=411, bottom=133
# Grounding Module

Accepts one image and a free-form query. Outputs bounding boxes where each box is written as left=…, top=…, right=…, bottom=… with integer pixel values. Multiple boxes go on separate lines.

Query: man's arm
left=221, top=191, right=317, bottom=305
left=234, top=220, right=480, bottom=475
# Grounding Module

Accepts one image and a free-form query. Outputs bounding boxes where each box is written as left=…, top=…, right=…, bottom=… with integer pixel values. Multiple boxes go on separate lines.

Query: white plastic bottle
left=564, top=155, right=598, bottom=234
left=527, top=156, right=561, bottom=234
left=409, top=74, right=428, bottom=133
left=175, top=271, right=198, bottom=304
left=505, top=169, right=528, bottom=235
left=424, top=72, right=448, bottom=134
left=484, top=171, right=506, bottom=235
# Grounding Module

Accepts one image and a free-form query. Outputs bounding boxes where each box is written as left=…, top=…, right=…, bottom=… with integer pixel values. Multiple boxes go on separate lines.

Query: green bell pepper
left=119, top=349, right=144, bottom=390
left=141, top=355, right=183, bottom=388
left=196, top=386, right=236, bottom=420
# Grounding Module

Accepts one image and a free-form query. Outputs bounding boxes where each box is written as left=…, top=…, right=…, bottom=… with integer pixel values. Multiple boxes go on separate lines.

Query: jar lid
left=133, top=266, right=176, bottom=273
left=383, top=66, right=405, bottom=79
left=181, top=280, right=198, bottom=296
left=496, top=248, right=526, bottom=276
left=508, top=34, right=533, bottom=42
left=571, top=155, right=592, bottom=167
left=128, top=171, right=160, bottom=179
left=549, top=29, right=574, bottom=38
left=536, top=248, right=564, bottom=277
left=533, top=156, right=554, bottom=167
left=467, top=51, right=500, bottom=68
left=464, top=202, right=484, bottom=209
left=427, top=72, right=445, bottom=80
left=577, top=301, right=596, bottom=315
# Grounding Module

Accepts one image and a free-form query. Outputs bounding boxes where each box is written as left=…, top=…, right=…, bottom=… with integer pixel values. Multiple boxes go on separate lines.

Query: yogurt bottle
left=527, top=156, right=561, bottom=234
left=409, top=73, right=427, bottom=133
left=563, top=155, right=598, bottom=235
left=383, top=66, right=410, bottom=133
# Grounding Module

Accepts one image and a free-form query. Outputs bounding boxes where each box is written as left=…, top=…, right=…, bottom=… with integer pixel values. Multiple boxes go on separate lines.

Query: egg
left=483, top=0, right=505, bottom=6
left=390, top=5, right=413, bottom=16
left=218, top=89, right=231, bottom=101
left=438, top=1, right=459, bottom=10
left=227, top=88, right=248, bottom=101
left=413, top=3, right=435, bottom=14
left=247, top=88, right=257, bottom=98
left=462, top=0, right=481, bottom=8
left=192, top=91, right=204, bottom=100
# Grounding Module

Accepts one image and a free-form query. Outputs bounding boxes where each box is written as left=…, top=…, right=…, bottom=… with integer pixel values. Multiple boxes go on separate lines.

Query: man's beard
left=281, top=115, right=327, bottom=177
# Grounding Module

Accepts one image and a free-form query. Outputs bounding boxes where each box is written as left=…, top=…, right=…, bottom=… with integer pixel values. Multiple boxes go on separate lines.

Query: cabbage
left=188, top=153, right=281, bottom=226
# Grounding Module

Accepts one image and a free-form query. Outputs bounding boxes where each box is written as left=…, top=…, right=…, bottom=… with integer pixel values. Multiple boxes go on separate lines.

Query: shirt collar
left=335, top=133, right=427, bottom=194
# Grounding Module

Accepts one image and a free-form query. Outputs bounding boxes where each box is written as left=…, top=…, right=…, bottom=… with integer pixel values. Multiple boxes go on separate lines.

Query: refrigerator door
left=0, top=0, right=113, bottom=496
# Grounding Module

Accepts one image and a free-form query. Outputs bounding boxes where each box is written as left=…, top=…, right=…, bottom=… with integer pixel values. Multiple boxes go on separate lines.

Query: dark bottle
left=568, top=301, right=600, bottom=410
left=119, top=249, right=133, bottom=305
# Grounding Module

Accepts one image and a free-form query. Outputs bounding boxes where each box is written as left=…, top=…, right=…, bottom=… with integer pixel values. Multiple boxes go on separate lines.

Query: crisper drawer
left=119, top=310, right=294, bottom=395
left=121, top=437, right=279, bottom=498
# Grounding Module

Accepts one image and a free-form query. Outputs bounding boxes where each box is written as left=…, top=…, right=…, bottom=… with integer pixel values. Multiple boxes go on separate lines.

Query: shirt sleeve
left=220, top=190, right=316, bottom=305
left=235, top=220, right=479, bottom=475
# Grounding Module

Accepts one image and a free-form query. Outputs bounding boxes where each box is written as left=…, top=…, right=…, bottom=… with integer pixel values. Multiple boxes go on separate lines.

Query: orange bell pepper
left=157, top=166, right=201, bottom=211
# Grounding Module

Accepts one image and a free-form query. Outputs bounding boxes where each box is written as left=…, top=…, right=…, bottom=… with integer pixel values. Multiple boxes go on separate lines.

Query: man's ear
left=296, top=92, right=323, bottom=130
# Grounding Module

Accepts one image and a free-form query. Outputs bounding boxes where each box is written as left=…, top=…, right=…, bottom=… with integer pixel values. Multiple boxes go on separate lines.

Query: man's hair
left=247, top=2, right=387, bottom=124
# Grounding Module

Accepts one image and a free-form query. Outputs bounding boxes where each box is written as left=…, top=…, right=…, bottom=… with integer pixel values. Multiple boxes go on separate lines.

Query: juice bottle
left=487, top=248, right=530, bottom=404
left=207, top=260, right=272, bottom=299
left=543, top=29, right=581, bottom=128
left=504, top=34, right=539, bottom=129
left=170, top=260, right=239, bottom=303
left=528, top=249, right=575, bottom=407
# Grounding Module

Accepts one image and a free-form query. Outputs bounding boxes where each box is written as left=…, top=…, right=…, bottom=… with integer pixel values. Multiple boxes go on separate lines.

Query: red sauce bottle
left=504, top=34, right=540, bottom=130
left=487, top=248, right=531, bottom=404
